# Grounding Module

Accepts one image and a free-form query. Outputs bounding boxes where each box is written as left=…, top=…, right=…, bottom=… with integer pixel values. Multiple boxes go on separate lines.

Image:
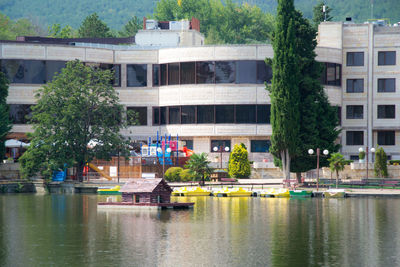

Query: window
left=153, top=107, right=160, bottom=125
left=197, top=105, right=214, bottom=123
left=350, top=155, right=359, bottom=161
left=320, top=62, right=341, bottom=86
left=378, top=131, right=395, bottom=145
left=211, top=140, right=231, bottom=152
left=236, top=105, right=256, bottom=123
left=257, top=61, right=272, bottom=84
left=46, top=61, right=66, bottom=82
left=196, top=61, right=214, bottom=84
left=168, top=63, right=180, bottom=85
left=257, top=105, right=271, bottom=124
left=160, top=64, right=167, bottom=85
left=377, top=105, right=395, bottom=119
left=153, top=64, right=160, bottom=86
left=236, top=61, right=257, bottom=84
left=378, top=78, right=395, bottom=92
left=181, top=106, right=196, bottom=124
left=1, top=59, right=46, bottom=84
left=346, top=79, right=364, bottom=93
left=127, top=107, right=147, bottom=126
left=346, top=105, right=363, bottom=119
left=346, top=131, right=364, bottom=146
left=180, top=62, right=195, bottom=84
left=9, top=104, right=33, bottom=124
left=182, top=140, right=193, bottom=150
left=347, top=52, right=364, bottom=66
left=160, top=107, right=167, bottom=125
left=98, top=64, right=121, bottom=87
left=251, top=140, right=271, bottom=153
left=215, top=105, right=234, bottom=123
left=169, top=106, right=181, bottom=124
left=215, top=61, right=235, bottom=83
left=336, top=106, right=342, bottom=126
left=127, top=64, right=147, bottom=87
left=378, top=51, right=396, bottom=66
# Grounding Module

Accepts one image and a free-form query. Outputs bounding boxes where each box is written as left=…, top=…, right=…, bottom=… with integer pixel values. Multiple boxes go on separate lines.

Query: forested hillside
left=1, top=0, right=399, bottom=33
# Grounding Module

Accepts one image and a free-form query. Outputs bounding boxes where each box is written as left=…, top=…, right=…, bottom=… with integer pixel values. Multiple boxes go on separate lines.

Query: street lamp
left=359, top=147, right=375, bottom=181
left=213, top=146, right=229, bottom=169
left=308, top=148, right=329, bottom=191
left=157, top=146, right=172, bottom=179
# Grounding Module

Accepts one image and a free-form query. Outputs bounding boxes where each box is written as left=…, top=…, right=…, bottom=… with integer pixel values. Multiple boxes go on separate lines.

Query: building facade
left=1, top=20, right=398, bottom=162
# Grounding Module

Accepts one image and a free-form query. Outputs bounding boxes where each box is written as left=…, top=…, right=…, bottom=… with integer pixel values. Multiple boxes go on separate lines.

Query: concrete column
left=367, top=23, right=374, bottom=162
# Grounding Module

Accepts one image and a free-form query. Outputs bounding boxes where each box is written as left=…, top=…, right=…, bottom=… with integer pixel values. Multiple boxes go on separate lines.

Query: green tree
left=374, top=147, right=388, bottom=178
left=48, top=23, right=74, bottom=38
left=0, top=12, right=41, bottom=40
left=164, top=167, right=183, bottom=182
left=0, top=72, right=11, bottom=161
left=78, top=13, right=113, bottom=38
left=228, top=143, right=251, bottom=178
left=119, top=16, right=142, bottom=37
left=312, top=1, right=332, bottom=30
left=184, top=153, right=212, bottom=185
left=19, top=60, right=128, bottom=181
left=269, top=0, right=301, bottom=181
left=328, top=153, right=346, bottom=188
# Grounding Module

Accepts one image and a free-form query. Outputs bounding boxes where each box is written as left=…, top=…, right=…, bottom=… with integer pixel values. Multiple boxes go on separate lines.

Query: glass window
left=169, top=106, right=181, bottom=124
left=236, top=105, right=256, bottom=123
left=9, top=104, right=33, bottom=124
left=346, top=131, right=364, bottom=146
left=346, top=105, right=363, bottom=119
left=127, top=64, right=147, bottom=87
left=337, top=106, right=342, bottom=126
left=23, top=60, right=46, bottom=84
left=1, top=59, right=25, bottom=83
left=215, top=105, right=234, bottom=123
left=257, top=105, right=271, bottom=124
left=347, top=52, right=364, bottom=66
left=378, top=131, right=395, bottom=146
left=346, top=79, right=364, bottom=93
left=378, top=78, right=396, bottom=92
left=350, top=155, right=359, bottom=161
left=257, top=61, right=272, bottom=84
left=153, top=107, right=160, bottom=125
left=197, top=105, right=214, bottom=123
left=251, top=140, right=271, bottom=152
left=160, top=64, right=167, bottom=86
left=46, top=61, right=66, bottom=82
left=210, top=140, right=231, bottom=152
left=196, top=61, right=214, bottom=84
left=127, top=107, right=147, bottom=126
left=321, top=63, right=341, bottom=86
left=378, top=51, right=396, bottom=66
left=99, top=63, right=121, bottom=87
left=377, top=105, right=395, bottom=119
left=168, top=63, right=180, bottom=85
left=181, top=106, right=196, bottom=124
left=215, top=61, right=235, bottom=83
left=153, top=64, right=160, bottom=86
left=160, top=107, right=167, bottom=125
left=182, top=140, right=193, bottom=150
left=180, top=62, right=195, bottom=84
left=236, top=61, right=256, bottom=84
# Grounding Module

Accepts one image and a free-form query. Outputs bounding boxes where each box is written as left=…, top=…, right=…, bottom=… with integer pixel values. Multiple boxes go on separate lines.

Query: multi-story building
left=1, top=19, right=398, bottom=163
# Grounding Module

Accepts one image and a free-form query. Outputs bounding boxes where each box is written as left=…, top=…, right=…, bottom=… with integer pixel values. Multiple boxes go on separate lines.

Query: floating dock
left=98, top=202, right=194, bottom=210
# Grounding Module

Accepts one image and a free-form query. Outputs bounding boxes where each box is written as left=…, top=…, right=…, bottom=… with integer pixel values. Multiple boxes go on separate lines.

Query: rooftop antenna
left=323, top=4, right=326, bottom=22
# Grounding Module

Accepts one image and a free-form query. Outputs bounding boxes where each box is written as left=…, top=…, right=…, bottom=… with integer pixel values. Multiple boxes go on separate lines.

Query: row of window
left=346, top=78, right=396, bottom=93
left=346, top=131, right=396, bottom=146
left=347, top=51, right=396, bottom=66
left=209, top=140, right=271, bottom=153
left=346, top=105, right=396, bottom=119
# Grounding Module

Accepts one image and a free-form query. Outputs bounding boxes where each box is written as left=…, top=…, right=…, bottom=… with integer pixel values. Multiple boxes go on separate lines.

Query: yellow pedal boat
left=172, top=187, right=211, bottom=196
left=226, top=187, right=252, bottom=197
left=98, top=185, right=121, bottom=195
left=260, top=188, right=290, bottom=198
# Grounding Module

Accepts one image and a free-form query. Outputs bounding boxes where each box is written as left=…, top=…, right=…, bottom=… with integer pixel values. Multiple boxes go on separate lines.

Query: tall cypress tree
left=0, top=71, right=11, bottom=161
left=269, top=0, right=301, bottom=181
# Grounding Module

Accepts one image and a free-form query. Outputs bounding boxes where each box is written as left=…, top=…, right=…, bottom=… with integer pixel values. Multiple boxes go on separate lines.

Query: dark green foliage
left=78, top=13, right=113, bottom=38
left=48, top=24, right=74, bottom=38
left=165, top=167, right=183, bottom=182
left=0, top=12, right=43, bottom=40
left=328, top=152, right=346, bottom=188
left=374, top=147, right=388, bottom=178
left=179, top=169, right=193, bottom=182
left=19, top=60, right=129, bottom=180
left=359, top=150, right=365, bottom=160
left=184, top=153, right=212, bottom=185
left=312, top=1, right=332, bottom=29
left=0, top=72, right=11, bottom=161
left=228, top=143, right=251, bottom=178
left=118, top=16, right=142, bottom=37
left=389, top=160, right=400, bottom=165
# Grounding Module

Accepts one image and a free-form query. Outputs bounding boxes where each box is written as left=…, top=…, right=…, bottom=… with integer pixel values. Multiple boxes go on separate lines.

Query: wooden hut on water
left=120, top=178, right=173, bottom=204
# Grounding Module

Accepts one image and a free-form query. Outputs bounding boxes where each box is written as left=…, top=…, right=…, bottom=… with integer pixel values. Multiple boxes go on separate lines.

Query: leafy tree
left=328, top=153, right=346, bottom=188
left=0, top=12, right=41, bottom=40
left=78, top=13, right=113, bottom=38
left=228, top=143, right=251, bottom=178
left=119, top=16, right=142, bottom=37
left=179, top=169, right=193, bottom=182
left=269, top=0, right=301, bottom=181
left=19, top=60, right=128, bottom=181
left=165, top=167, right=183, bottom=182
left=374, top=147, right=388, bottom=178
left=48, top=23, right=74, bottom=38
left=184, top=153, right=212, bottom=185
left=312, top=1, right=332, bottom=29
left=0, top=72, right=11, bottom=161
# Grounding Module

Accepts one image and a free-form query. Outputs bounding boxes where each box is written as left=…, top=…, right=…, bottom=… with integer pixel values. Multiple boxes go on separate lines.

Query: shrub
left=180, top=169, right=193, bottom=182
left=228, top=143, right=251, bottom=178
left=374, top=147, right=388, bottom=178
left=359, top=151, right=365, bottom=160
left=164, top=167, right=183, bottom=182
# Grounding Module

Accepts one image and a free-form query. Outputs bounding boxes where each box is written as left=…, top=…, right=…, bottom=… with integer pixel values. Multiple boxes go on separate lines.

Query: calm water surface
left=0, top=194, right=399, bottom=267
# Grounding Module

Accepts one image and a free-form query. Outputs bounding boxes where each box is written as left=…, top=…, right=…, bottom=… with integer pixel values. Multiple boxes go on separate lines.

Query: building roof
left=9, top=36, right=135, bottom=45
left=120, top=178, right=172, bottom=193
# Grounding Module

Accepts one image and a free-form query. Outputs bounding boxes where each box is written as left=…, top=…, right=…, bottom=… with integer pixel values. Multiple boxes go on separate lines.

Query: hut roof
left=120, top=178, right=172, bottom=193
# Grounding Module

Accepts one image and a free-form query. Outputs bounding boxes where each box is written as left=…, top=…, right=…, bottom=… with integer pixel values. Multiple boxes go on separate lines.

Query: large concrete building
left=1, top=19, right=399, bottom=163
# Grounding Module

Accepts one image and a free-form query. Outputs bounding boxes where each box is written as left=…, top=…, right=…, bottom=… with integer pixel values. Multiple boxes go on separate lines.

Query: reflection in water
left=1, top=195, right=400, bottom=266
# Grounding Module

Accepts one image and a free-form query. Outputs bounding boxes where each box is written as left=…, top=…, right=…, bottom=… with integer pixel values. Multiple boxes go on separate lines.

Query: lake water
left=1, top=194, right=399, bottom=267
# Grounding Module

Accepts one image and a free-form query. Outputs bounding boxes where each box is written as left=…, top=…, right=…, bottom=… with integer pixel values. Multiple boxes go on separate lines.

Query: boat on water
left=172, top=187, right=211, bottom=196
left=98, top=185, right=121, bottom=195
left=323, top=189, right=346, bottom=198
left=289, top=190, right=313, bottom=198
left=260, top=188, right=290, bottom=198
left=214, top=187, right=252, bottom=197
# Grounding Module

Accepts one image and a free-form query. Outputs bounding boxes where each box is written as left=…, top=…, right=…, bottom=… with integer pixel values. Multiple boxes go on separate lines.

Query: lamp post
left=157, top=146, right=172, bottom=179
left=213, top=146, right=230, bottom=169
left=359, top=147, right=376, bottom=181
left=308, top=148, right=329, bottom=191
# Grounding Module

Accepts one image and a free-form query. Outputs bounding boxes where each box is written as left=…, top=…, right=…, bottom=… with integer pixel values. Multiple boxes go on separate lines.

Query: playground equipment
left=87, top=163, right=112, bottom=180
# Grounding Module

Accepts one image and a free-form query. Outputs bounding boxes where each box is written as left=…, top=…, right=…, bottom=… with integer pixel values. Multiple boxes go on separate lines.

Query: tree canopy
left=118, top=16, right=142, bottom=37
left=78, top=13, right=113, bottom=38
left=312, top=1, right=333, bottom=30
left=228, top=143, right=251, bottom=178
left=0, top=72, right=11, bottom=161
left=185, top=153, right=212, bottom=185
left=19, top=60, right=129, bottom=180
left=0, top=12, right=43, bottom=40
